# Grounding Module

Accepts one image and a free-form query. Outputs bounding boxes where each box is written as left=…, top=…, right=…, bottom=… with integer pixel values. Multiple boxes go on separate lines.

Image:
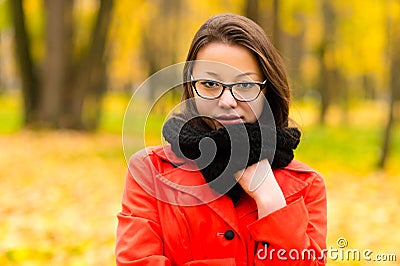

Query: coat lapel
left=151, top=146, right=309, bottom=233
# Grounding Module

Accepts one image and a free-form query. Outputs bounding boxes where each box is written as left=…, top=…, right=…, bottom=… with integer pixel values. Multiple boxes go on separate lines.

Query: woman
left=116, top=13, right=327, bottom=265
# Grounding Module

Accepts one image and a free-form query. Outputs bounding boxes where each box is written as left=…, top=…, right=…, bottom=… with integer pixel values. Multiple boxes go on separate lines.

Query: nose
left=218, top=88, right=237, bottom=108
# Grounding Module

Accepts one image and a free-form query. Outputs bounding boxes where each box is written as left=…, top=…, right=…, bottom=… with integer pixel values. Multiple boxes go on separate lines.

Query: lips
left=215, top=115, right=243, bottom=125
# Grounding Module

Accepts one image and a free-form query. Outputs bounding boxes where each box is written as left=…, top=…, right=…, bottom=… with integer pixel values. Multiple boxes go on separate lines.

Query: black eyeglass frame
left=190, top=76, right=268, bottom=102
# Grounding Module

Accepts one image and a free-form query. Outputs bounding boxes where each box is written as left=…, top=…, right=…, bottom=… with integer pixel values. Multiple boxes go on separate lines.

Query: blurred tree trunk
left=363, top=74, right=376, bottom=100
left=9, top=0, right=40, bottom=124
left=41, top=0, right=73, bottom=127
left=379, top=13, right=400, bottom=168
left=281, top=20, right=305, bottom=97
left=317, top=0, right=336, bottom=125
left=245, top=0, right=259, bottom=24
left=142, top=0, right=182, bottom=102
left=379, top=85, right=396, bottom=169
left=0, top=34, right=5, bottom=92
left=10, top=0, right=113, bottom=130
left=68, top=0, right=114, bottom=129
left=338, top=71, right=349, bottom=125
left=271, top=0, right=281, bottom=51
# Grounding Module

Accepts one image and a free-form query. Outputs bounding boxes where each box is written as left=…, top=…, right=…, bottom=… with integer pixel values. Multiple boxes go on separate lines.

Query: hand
left=234, top=159, right=286, bottom=218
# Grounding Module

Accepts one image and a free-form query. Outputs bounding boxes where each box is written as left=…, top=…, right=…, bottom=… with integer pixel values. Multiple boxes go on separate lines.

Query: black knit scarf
left=162, top=117, right=301, bottom=203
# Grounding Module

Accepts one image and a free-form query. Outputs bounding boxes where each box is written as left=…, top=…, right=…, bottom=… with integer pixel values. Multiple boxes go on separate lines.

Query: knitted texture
left=162, top=117, right=301, bottom=203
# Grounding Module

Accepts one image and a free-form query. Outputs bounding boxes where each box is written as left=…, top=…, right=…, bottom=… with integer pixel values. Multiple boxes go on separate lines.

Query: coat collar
left=150, top=145, right=311, bottom=232
left=150, top=144, right=310, bottom=200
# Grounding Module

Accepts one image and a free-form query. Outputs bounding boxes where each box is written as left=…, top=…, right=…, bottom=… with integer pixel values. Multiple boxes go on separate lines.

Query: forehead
left=192, top=43, right=262, bottom=81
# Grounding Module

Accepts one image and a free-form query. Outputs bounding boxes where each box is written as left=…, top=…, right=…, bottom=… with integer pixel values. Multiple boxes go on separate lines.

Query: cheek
left=194, top=97, right=213, bottom=116
left=246, top=97, right=265, bottom=122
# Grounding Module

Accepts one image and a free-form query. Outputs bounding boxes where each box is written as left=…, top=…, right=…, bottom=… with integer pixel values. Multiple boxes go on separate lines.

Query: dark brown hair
left=182, top=13, right=291, bottom=127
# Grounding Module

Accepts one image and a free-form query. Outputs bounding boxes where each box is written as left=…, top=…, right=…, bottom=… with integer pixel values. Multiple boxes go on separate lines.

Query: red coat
left=116, top=145, right=327, bottom=265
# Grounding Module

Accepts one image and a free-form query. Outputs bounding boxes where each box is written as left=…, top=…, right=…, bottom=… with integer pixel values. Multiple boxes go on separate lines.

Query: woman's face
left=191, top=42, right=266, bottom=127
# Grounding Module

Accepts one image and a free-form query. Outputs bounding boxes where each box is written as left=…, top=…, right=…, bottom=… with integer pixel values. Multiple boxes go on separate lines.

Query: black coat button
left=224, top=230, right=235, bottom=240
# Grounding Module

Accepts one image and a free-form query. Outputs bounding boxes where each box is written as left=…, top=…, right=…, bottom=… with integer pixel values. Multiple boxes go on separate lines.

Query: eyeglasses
left=190, top=76, right=267, bottom=102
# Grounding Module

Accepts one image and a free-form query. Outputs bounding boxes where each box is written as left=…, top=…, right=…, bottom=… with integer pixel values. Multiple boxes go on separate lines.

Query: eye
left=200, top=80, right=220, bottom=89
left=236, top=82, right=256, bottom=89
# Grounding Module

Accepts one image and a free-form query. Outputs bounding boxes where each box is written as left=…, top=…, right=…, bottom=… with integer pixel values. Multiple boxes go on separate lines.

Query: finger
left=234, top=168, right=245, bottom=181
left=248, top=164, right=270, bottom=192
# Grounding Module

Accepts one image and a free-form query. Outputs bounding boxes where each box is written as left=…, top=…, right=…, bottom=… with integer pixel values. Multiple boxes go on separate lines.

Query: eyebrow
left=203, top=71, right=260, bottom=79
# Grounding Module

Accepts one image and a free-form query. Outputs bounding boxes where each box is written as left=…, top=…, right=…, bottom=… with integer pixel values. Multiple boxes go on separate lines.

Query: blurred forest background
left=0, top=0, right=399, bottom=265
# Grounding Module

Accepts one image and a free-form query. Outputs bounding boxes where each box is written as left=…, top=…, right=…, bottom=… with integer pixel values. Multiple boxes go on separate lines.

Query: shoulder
left=126, top=146, right=183, bottom=194
left=274, top=160, right=325, bottom=198
left=129, top=145, right=186, bottom=165
left=284, top=159, right=317, bottom=172
left=281, top=160, right=323, bottom=180
left=128, top=145, right=198, bottom=176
